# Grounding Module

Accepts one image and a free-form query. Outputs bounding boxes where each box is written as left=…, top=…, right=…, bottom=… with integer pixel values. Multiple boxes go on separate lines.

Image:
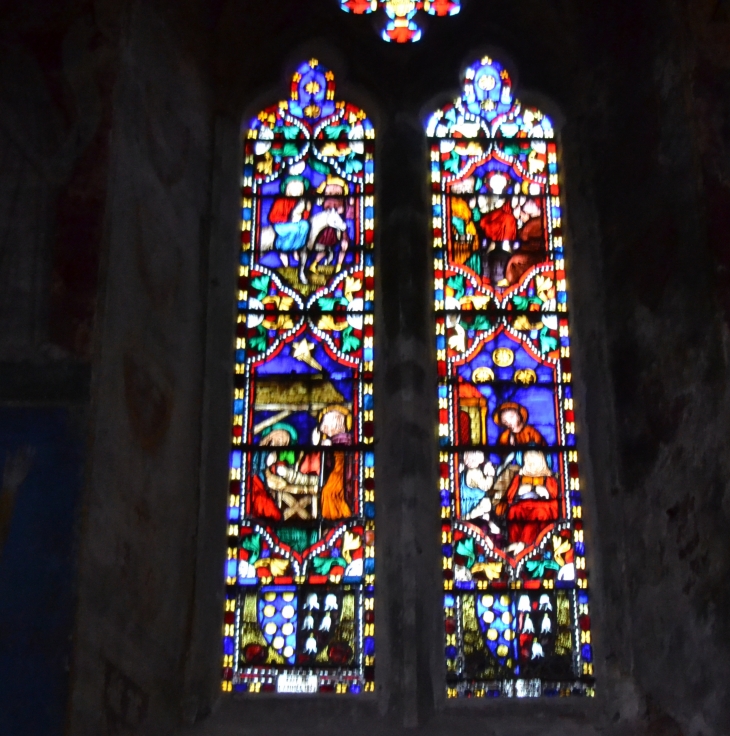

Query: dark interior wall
left=67, top=1, right=214, bottom=733
left=2, top=1, right=730, bottom=735
left=0, top=2, right=122, bottom=735
left=587, top=2, right=730, bottom=732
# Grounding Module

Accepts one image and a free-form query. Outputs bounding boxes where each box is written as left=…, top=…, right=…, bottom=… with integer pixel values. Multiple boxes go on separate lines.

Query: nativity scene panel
left=223, top=60, right=376, bottom=696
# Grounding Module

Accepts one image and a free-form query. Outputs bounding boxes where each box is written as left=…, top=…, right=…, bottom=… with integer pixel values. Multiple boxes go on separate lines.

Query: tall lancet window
left=428, top=57, right=594, bottom=699
left=222, top=60, right=376, bottom=696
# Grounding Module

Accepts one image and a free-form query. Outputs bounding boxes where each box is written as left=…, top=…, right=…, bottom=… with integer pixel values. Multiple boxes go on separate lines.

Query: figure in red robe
left=506, top=199, right=546, bottom=285
left=247, top=423, right=299, bottom=520
left=492, top=402, right=558, bottom=553
left=268, top=177, right=311, bottom=267
left=477, top=200, right=518, bottom=287
left=504, top=450, right=558, bottom=555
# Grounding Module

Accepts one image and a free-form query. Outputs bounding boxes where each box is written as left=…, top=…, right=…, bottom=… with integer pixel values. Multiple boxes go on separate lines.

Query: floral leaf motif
left=446, top=275, right=465, bottom=300
left=553, top=536, right=572, bottom=567
left=538, top=326, right=558, bottom=355
left=455, top=537, right=476, bottom=568
left=249, top=327, right=267, bottom=353
left=535, top=275, right=556, bottom=303
left=256, top=153, right=273, bottom=175
left=280, top=143, right=301, bottom=158
left=255, top=558, right=290, bottom=577
left=318, top=297, right=338, bottom=312
left=250, top=275, right=270, bottom=299
left=526, top=558, right=560, bottom=578
left=471, top=561, right=503, bottom=580
left=500, top=141, right=522, bottom=158
left=267, top=316, right=294, bottom=331
left=241, top=533, right=261, bottom=565
left=324, top=124, right=348, bottom=138
left=444, top=151, right=460, bottom=174
left=344, top=277, right=362, bottom=301
left=312, top=556, right=341, bottom=575
left=468, top=295, right=490, bottom=309
left=310, top=158, right=330, bottom=174
left=344, top=153, right=363, bottom=174
left=274, top=124, right=300, bottom=140
left=472, top=314, right=491, bottom=331
left=512, top=295, right=529, bottom=311
left=342, top=531, right=362, bottom=564
left=318, top=314, right=340, bottom=332
left=341, top=326, right=361, bottom=354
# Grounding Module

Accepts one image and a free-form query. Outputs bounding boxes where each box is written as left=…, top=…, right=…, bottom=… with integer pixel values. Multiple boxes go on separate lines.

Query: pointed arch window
left=428, top=56, right=594, bottom=699
left=222, top=60, right=376, bottom=696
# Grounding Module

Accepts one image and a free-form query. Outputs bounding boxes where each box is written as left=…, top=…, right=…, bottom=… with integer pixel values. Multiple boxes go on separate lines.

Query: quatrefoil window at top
left=340, top=0, right=461, bottom=43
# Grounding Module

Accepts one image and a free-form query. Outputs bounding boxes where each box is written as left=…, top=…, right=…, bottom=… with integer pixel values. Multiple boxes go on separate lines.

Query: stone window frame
left=182, top=43, right=619, bottom=736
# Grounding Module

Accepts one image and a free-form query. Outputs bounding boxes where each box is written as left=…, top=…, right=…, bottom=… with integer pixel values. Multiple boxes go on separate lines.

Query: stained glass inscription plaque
left=428, top=56, right=595, bottom=699
left=222, top=60, right=376, bottom=695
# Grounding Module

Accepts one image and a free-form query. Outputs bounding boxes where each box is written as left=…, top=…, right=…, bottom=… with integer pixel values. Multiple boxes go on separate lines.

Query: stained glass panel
left=222, top=60, right=376, bottom=696
left=428, top=56, right=595, bottom=699
left=340, top=1, right=461, bottom=43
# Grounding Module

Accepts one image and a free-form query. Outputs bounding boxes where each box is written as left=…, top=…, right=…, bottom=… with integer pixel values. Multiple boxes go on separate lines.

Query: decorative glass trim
left=340, top=0, right=461, bottom=43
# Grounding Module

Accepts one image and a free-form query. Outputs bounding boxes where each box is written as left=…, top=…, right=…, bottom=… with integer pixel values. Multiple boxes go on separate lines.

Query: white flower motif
left=444, top=297, right=461, bottom=328
left=237, top=560, right=256, bottom=580
left=348, top=123, right=364, bottom=141
left=523, top=615, right=535, bottom=634
left=319, top=614, right=332, bottom=632
left=541, top=614, right=552, bottom=634
left=531, top=640, right=545, bottom=659
left=558, top=563, right=575, bottom=582
left=246, top=298, right=265, bottom=328
left=448, top=323, right=466, bottom=353
left=346, top=298, right=364, bottom=330
left=306, top=593, right=320, bottom=610
left=517, top=595, right=531, bottom=612
left=344, top=558, right=364, bottom=578
left=305, top=635, right=318, bottom=655
left=539, top=594, right=553, bottom=611
left=324, top=594, right=338, bottom=611
left=303, top=615, right=314, bottom=630
left=489, top=173, right=507, bottom=195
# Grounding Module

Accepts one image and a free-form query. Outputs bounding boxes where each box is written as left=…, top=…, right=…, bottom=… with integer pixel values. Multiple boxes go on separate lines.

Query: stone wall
left=68, top=1, right=213, bottom=733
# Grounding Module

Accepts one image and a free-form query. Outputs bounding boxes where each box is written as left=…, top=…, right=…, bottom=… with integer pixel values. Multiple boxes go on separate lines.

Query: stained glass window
left=340, top=1, right=460, bottom=43
left=222, top=59, right=376, bottom=696
left=428, top=57, right=595, bottom=699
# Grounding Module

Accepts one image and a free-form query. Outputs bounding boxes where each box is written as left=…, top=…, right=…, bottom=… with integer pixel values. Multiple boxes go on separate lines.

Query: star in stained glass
left=340, top=0, right=460, bottom=43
